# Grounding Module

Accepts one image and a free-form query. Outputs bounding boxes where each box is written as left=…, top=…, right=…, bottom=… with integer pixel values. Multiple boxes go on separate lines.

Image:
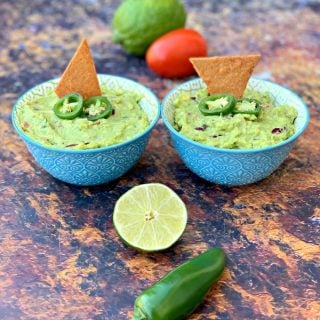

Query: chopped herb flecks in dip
left=174, top=88, right=298, bottom=149
left=17, top=86, right=150, bottom=149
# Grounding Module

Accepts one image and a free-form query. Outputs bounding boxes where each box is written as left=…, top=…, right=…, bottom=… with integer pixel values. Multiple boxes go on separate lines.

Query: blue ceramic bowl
left=12, top=75, right=160, bottom=186
left=161, top=78, right=309, bottom=186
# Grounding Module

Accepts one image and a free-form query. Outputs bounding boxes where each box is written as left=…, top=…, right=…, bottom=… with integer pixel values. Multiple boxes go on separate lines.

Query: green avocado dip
left=174, top=88, right=298, bottom=149
left=16, top=87, right=150, bottom=150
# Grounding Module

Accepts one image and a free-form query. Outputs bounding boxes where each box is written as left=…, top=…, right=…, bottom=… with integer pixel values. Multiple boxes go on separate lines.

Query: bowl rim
left=11, top=74, right=160, bottom=154
left=161, top=77, right=310, bottom=154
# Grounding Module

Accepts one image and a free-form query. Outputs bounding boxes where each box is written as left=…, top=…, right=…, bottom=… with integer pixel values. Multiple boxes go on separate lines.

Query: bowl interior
left=163, top=77, right=309, bottom=140
left=13, top=74, right=159, bottom=137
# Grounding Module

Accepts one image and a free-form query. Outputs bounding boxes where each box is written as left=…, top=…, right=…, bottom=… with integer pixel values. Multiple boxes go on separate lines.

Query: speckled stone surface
left=0, top=0, right=320, bottom=319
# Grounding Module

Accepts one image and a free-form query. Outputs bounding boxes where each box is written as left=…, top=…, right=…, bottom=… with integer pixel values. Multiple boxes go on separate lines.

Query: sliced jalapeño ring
left=53, top=93, right=83, bottom=120
left=83, top=96, right=113, bottom=121
left=198, top=94, right=236, bottom=116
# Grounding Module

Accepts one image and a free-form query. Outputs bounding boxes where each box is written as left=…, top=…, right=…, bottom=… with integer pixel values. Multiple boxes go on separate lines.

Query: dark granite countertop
left=0, top=0, right=319, bottom=319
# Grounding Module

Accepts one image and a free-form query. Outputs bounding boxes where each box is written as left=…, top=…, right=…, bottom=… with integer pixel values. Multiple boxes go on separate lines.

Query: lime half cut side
left=113, top=183, right=188, bottom=252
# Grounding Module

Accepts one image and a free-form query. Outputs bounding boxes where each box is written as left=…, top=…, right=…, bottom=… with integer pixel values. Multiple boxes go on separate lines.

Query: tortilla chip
left=190, top=54, right=261, bottom=97
left=55, top=38, right=101, bottom=99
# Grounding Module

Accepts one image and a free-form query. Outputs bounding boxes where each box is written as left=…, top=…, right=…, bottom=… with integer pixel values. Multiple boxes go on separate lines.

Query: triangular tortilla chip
left=55, top=38, right=101, bottom=99
left=190, top=54, right=261, bottom=98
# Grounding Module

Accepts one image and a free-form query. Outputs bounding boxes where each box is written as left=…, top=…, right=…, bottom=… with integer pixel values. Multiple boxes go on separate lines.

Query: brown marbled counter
left=0, top=0, right=319, bottom=319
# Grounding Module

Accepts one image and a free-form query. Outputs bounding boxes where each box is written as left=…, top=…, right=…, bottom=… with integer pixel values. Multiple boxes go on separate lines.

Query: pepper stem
left=132, top=306, right=147, bottom=320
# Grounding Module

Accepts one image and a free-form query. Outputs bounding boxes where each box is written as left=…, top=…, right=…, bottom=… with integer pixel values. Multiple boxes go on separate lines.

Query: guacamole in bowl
left=15, top=83, right=150, bottom=150
left=174, top=88, right=298, bottom=149
left=161, top=78, right=309, bottom=186
left=12, top=74, right=160, bottom=185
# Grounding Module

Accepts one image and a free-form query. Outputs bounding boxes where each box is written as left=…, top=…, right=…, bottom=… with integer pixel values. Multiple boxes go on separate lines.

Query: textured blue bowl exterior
left=24, top=133, right=150, bottom=186
left=162, top=78, right=309, bottom=186
left=170, top=132, right=295, bottom=185
left=12, top=75, right=160, bottom=186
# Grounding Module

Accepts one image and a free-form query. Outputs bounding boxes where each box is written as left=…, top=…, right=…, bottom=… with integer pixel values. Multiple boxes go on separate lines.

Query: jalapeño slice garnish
left=198, top=94, right=235, bottom=116
left=53, top=93, right=83, bottom=120
left=83, top=96, right=113, bottom=121
left=234, top=98, right=261, bottom=116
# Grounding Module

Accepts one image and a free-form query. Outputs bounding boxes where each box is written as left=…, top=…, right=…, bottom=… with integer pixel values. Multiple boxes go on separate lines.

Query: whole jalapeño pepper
left=83, top=96, right=113, bottom=121
left=53, top=93, right=83, bottom=120
left=132, top=247, right=226, bottom=320
left=233, top=98, right=261, bottom=116
left=199, top=94, right=235, bottom=116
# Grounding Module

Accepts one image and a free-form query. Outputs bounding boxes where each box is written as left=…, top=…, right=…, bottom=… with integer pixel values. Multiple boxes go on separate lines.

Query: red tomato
left=146, top=28, right=207, bottom=78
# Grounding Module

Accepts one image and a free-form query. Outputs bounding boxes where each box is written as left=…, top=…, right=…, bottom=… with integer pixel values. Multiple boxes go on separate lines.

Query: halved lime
left=113, top=183, right=188, bottom=252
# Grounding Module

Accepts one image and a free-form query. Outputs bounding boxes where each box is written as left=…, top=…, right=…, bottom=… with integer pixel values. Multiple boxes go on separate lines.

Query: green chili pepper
left=83, top=96, right=113, bottom=121
left=233, top=98, right=261, bottom=116
left=132, top=247, right=225, bottom=320
left=53, top=93, right=83, bottom=120
left=199, top=94, right=235, bottom=116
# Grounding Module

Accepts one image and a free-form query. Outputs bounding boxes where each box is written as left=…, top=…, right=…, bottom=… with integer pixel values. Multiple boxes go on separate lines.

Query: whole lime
left=112, top=0, right=186, bottom=56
